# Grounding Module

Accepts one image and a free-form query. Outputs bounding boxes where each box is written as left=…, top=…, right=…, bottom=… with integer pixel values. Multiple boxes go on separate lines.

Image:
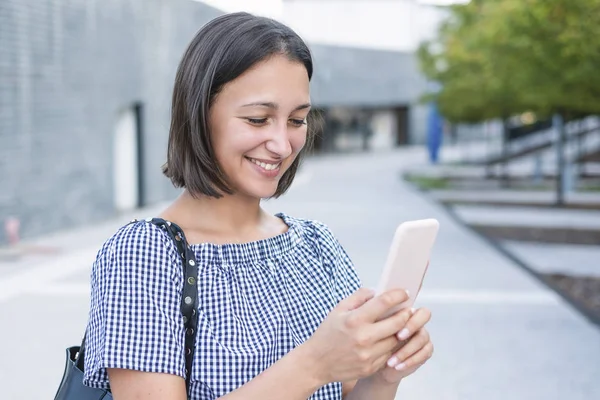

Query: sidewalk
left=271, top=149, right=600, bottom=399
left=1, top=147, right=599, bottom=399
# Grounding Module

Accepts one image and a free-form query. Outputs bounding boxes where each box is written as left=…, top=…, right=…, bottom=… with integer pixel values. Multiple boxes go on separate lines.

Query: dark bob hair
left=162, top=12, right=315, bottom=198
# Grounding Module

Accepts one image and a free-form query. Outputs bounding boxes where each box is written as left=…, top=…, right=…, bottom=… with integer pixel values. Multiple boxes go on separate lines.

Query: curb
left=404, top=180, right=600, bottom=329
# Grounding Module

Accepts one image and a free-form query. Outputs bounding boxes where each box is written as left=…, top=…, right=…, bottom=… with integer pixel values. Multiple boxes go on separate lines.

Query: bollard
left=533, top=154, right=543, bottom=185
left=562, top=163, right=577, bottom=194
left=5, top=217, right=20, bottom=246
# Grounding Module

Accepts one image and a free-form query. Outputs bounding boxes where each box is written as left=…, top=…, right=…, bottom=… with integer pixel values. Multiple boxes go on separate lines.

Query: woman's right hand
left=302, top=287, right=413, bottom=385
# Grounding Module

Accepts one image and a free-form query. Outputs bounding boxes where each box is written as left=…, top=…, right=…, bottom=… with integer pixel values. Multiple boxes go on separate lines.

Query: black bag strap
left=75, top=218, right=199, bottom=393
left=153, top=218, right=199, bottom=391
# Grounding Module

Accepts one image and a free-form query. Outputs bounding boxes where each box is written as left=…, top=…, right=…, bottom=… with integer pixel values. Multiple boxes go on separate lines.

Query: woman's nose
left=265, top=124, right=292, bottom=158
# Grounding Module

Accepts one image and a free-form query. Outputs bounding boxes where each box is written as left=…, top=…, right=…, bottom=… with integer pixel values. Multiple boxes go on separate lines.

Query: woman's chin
left=238, top=182, right=280, bottom=200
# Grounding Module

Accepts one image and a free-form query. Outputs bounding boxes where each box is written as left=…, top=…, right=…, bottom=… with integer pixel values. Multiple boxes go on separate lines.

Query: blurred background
left=0, top=0, right=599, bottom=399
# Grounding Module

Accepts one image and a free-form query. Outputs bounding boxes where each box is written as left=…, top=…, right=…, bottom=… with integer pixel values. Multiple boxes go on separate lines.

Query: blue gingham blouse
left=83, top=213, right=362, bottom=399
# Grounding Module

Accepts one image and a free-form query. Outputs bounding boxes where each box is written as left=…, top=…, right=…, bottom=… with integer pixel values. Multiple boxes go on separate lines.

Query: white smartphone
left=376, top=218, right=440, bottom=317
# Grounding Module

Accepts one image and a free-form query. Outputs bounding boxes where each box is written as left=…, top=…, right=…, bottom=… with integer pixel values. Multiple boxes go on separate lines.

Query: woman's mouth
left=246, top=157, right=281, bottom=171
left=245, top=157, right=282, bottom=177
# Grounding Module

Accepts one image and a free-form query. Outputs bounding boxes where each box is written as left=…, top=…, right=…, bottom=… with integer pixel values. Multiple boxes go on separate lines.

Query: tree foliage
left=417, top=0, right=600, bottom=123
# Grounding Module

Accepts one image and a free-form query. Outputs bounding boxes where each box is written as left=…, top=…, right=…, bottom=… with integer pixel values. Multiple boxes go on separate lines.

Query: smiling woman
left=207, top=55, right=312, bottom=199
left=162, top=13, right=314, bottom=201
left=80, top=11, right=434, bottom=400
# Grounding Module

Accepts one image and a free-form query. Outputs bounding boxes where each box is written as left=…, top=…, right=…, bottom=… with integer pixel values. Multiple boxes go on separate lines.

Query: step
left=502, top=240, right=600, bottom=278
left=451, top=204, right=600, bottom=230
left=431, top=189, right=600, bottom=208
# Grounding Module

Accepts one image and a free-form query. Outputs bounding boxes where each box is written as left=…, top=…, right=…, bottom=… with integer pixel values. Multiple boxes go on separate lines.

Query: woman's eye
left=247, top=118, right=268, bottom=125
left=289, top=119, right=307, bottom=127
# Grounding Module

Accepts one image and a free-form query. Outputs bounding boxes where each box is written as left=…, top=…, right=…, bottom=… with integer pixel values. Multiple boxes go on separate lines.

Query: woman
left=83, top=12, right=433, bottom=400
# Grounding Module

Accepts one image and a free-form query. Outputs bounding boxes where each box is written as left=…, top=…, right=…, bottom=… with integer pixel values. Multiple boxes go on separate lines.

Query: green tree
left=418, top=0, right=600, bottom=204
left=483, top=0, right=600, bottom=119
left=417, top=0, right=526, bottom=123
left=418, top=0, right=600, bottom=121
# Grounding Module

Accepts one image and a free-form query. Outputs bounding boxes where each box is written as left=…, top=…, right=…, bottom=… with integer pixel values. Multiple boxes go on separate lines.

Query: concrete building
left=0, top=0, right=448, bottom=242
left=1, top=0, right=223, bottom=243
left=201, top=0, right=450, bottom=150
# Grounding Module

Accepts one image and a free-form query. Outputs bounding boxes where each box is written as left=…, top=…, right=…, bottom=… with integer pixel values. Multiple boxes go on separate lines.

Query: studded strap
left=146, top=218, right=199, bottom=393
left=74, top=218, right=199, bottom=394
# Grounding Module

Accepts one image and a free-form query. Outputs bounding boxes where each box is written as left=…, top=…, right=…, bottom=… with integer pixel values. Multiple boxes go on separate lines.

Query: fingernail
left=395, top=362, right=406, bottom=371
left=398, top=328, right=410, bottom=340
left=387, top=356, right=399, bottom=367
left=405, top=289, right=410, bottom=297
left=411, top=307, right=416, bottom=314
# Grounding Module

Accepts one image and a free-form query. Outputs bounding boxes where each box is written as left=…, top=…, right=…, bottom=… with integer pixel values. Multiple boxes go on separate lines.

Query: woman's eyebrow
left=240, top=102, right=312, bottom=111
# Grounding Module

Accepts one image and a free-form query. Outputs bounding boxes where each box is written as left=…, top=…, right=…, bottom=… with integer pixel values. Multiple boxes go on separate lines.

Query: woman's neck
left=160, top=190, right=276, bottom=244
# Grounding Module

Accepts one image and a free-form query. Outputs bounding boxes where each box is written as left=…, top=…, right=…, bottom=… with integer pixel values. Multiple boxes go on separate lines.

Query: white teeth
left=249, top=158, right=280, bottom=171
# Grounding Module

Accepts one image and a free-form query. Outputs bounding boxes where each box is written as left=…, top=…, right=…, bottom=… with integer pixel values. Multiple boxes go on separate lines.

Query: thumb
left=336, top=287, right=375, bottom=312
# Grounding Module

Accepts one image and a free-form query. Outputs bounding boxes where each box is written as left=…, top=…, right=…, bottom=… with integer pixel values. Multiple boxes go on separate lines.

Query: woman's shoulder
left=279, top=213, right=362, bottom=295
left=278, top=213, right=338, bottom=243
left=84, top=219, right=187, bottom=388
left=97, top=219, right=169, bottom=253
left=92, top=219, right=180, bottom=276
left=277, top=213, right=345, bottom=262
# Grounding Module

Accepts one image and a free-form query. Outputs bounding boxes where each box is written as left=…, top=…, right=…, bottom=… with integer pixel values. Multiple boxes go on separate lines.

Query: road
left=1, top=147, right=599, bottom=399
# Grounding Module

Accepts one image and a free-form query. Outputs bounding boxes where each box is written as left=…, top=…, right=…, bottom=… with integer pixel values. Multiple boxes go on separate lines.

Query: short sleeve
left=312, top=221, right=363, bottom=304
left=83, top=221, right=186, bottom=389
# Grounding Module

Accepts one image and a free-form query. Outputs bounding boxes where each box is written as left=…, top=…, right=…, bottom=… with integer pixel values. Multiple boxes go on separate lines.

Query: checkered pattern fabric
left=83, top=213, right=362, bottom=399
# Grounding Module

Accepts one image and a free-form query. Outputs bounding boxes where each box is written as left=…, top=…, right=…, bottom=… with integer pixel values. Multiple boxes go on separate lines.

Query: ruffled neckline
left=187, top=213, right=304, bottom=265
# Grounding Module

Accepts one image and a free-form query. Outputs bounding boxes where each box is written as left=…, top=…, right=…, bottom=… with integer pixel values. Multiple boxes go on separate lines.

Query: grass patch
left=404, top=174, right=449, bottom=190
left=579, top=185, right=600, bottom=193
left=507, top=184, right=554, bottom=191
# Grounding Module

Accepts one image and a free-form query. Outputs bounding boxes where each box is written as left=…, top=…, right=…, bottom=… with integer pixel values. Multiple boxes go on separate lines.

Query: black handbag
left=54, top=218, right=199, bottom=399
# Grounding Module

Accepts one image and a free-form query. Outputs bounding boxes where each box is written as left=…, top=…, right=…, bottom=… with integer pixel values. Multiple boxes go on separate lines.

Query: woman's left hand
left=374, top=307, right=434, bottom=384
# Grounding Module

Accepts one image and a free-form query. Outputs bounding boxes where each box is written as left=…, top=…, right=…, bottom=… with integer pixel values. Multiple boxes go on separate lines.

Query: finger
left=352, top=288, right=410, bottom=324
left=373, top=345, right=399, bottom=373
left=391, top=340, right=434, bottom=372
left=336, top=287, right=375, bottom=312
left=396, top=307, right=431, bottom=341
left=368, top=334, right=401, bottom=362
left=355, top=336, right=400, bottom=379
left=387, top=329, right=430, bottom=368
left=367, top=308, right=412, bottom=342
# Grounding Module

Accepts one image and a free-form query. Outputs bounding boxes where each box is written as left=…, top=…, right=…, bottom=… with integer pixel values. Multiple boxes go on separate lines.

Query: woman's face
left=209, top=54, right=311, bottom=199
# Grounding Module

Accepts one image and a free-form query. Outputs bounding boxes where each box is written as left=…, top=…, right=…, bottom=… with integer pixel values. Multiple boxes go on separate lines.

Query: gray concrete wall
left=410, top=103, right=429, bottom=145
left=0, top=0, right=222, bottom=243
left=308, top=44, right=430, bottom=145
left=0, top=0, right=430, bottom=243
